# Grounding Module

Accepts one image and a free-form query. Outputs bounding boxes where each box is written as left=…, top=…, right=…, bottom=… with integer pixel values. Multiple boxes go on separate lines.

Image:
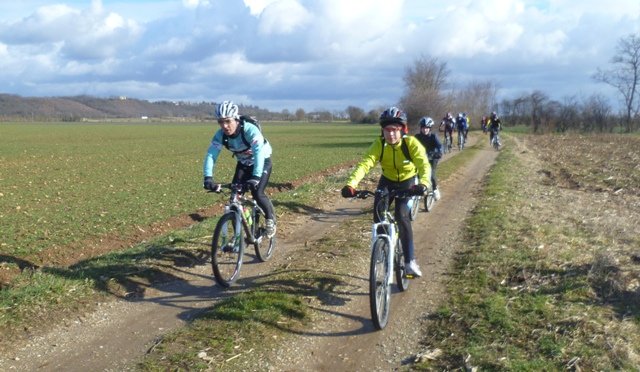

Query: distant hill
left=0, top=94, right=332, bottom=122
left=0, top=94, right=217, bottom=121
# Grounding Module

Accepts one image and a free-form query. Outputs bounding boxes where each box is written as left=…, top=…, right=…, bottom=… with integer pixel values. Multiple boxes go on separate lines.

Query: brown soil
left=0, top=134, right=498, bottom=371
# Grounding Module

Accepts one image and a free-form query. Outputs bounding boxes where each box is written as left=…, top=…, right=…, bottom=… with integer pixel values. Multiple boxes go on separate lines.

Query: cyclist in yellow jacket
left=341, top=107, right=431, bottom=277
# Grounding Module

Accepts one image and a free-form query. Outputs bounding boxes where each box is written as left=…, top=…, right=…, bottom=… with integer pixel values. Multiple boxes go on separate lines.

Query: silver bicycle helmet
left=215, top=100, right=239, bottom=119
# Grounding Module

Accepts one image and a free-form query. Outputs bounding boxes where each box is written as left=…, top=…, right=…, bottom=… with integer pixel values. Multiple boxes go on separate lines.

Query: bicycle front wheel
left=370, top=238, right=391, bottom=330
left=424, top=191, right=435, bottom=212
left=409, top=195, right=420, bottom=221
left=211, top=212, right=244, bottom=287
left=253, top=210, right=276, bottom=262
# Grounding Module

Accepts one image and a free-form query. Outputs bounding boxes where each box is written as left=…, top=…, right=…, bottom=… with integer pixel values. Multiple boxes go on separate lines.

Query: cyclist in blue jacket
left=455, top=113, right=467, bottom=144
left=203, top=101, right=276, bottom=237
left=414, top=117, right=443, bottom=201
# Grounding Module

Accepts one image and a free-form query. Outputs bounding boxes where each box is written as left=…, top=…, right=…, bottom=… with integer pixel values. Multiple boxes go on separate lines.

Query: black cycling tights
left=429, top=158, right=439, bottom=189
left=232, top=158, right=276, bottom=221
left=374, top=176, right=416, bottom=263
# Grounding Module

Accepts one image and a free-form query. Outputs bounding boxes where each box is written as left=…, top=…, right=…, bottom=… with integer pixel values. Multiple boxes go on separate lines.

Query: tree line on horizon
left=2, top=33, right=638, bottom=133
left=384, top=32, right=640, bottom=134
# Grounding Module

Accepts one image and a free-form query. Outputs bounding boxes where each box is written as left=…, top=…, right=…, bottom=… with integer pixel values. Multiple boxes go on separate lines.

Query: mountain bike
left=491, top=130, right=501, bottom=151
left=353, top=188, right=419, bottom=330
left=457, top=130, right=465, bottom=150
left=210, top=183, right=276, bottom=287
left=443, top=132, right=452, bottom=154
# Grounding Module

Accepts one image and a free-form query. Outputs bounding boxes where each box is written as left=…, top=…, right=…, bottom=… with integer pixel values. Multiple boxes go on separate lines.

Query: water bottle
left=243, top=206, right=253, bottom=226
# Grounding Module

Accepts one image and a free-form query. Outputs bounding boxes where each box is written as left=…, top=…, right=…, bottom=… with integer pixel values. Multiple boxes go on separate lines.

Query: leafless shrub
left=589, top=251, right=625, bottom=300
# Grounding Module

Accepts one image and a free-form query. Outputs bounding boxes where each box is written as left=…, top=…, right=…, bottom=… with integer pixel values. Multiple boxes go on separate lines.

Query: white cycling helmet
left=215, top=100, right=239, bottom=119
left=419, top=116, right=434, bottom=128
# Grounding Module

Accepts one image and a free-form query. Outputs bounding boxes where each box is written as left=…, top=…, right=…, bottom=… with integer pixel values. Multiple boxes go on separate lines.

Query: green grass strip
left=416, top=135, right=640, bottom=371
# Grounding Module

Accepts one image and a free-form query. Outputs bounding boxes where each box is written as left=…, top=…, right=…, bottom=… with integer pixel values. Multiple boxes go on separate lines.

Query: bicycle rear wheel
left=253, top=210, right=276, bottom=262
left=409, top=195, right=419, bottom=221
left=370, top=237, right=391, bottom=330
left=424, top=191, right=434, bottom=212
left=395, top=240, right=409, bottom=291
left=211, top=212, right=244, bottom=287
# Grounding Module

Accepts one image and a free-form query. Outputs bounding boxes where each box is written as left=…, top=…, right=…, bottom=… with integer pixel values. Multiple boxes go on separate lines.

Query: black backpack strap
left=401, top=138, right=412, bottom=162
left=222, top=122, right=251, bottom=154
left=379, top=136, right=412, bottom=163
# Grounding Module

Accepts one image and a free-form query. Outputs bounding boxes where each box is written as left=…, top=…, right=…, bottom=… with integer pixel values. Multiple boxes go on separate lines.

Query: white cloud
left=258, top=0, right=312, bottom=35
left=243, top=0, right=280, bottom=16
left=182, top=0, right=211, bottom=9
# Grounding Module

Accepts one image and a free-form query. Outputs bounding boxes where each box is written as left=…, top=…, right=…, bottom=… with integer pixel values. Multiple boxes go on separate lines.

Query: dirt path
left=1, top=135, right=498, bottom=371
left=260, top=140, right=499, bottom=371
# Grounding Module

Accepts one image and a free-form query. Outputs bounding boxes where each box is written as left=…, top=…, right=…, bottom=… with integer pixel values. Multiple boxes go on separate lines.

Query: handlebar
left=352, top=188, right=421, bottom=200
left=208, top=183, right=248, bottom=194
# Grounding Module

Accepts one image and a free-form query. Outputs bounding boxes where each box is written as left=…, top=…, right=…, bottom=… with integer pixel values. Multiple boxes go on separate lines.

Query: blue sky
left=1, top=0, right=639, bottom=112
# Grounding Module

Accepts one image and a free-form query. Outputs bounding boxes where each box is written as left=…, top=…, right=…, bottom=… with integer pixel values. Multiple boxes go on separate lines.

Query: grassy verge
left=415, top=134, right=640, bottom=370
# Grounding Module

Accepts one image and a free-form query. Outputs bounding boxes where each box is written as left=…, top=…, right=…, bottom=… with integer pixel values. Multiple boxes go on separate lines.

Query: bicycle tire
left=211, top=212, right=244, bottom=287
left=370, top=237, right=391, bottom=330
left=409, top=195, right=420, bottom=221
left=423, top=191, right=434, bottom=212
left=253, top=209, right=276, bottom=262
left=395, top=240, right=409, bottom=291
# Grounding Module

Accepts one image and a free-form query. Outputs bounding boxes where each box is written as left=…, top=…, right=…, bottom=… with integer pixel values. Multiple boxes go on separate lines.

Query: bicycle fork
left=371, top=222, right=397, bottom=287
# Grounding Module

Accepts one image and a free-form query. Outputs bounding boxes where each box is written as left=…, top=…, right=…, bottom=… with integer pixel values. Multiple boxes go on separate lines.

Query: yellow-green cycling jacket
left=346, top=136, right=432, bottom=189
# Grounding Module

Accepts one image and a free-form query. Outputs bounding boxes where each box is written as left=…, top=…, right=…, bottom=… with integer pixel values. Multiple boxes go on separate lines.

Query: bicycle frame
left=223, top=184, right=264, bottom=245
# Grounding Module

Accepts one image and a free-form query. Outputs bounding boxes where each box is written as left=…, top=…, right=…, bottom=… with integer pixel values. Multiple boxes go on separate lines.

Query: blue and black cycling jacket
left=203, top=122, right=272, bottom=179
left=415, top=132, right=443, bottom=160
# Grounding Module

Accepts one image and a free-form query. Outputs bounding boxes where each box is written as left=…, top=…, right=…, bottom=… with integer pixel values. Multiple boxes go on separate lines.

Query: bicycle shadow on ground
left=272, top=200, right=325, bottom=215
left=0, top=236, right=234, bottom=320
left=209, top=267, right=404, bottom=336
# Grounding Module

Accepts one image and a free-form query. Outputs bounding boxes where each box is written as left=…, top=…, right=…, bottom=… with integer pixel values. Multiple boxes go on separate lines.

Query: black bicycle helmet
left=379, top=107, right=408, bottom=133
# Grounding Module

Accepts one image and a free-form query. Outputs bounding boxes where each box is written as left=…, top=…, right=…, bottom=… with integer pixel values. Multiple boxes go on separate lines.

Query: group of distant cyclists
left=201, top=100, right=502, bottom=282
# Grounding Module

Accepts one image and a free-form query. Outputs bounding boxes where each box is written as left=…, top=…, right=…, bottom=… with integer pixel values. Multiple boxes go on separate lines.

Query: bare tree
left=399, top=55, right=451, bottom=130
left=593, top=33, right=640, bottom=132
left=295, top=108, right=306, bottom=121
left=582, top=94, right=613, bottom=132
left=455, top=80, right=498, bottom=128
left=346, top=106, right=366, bottom=123
left=529, top=91, right=550, bottom=133
left=557, top=96, right=580, bottom=132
